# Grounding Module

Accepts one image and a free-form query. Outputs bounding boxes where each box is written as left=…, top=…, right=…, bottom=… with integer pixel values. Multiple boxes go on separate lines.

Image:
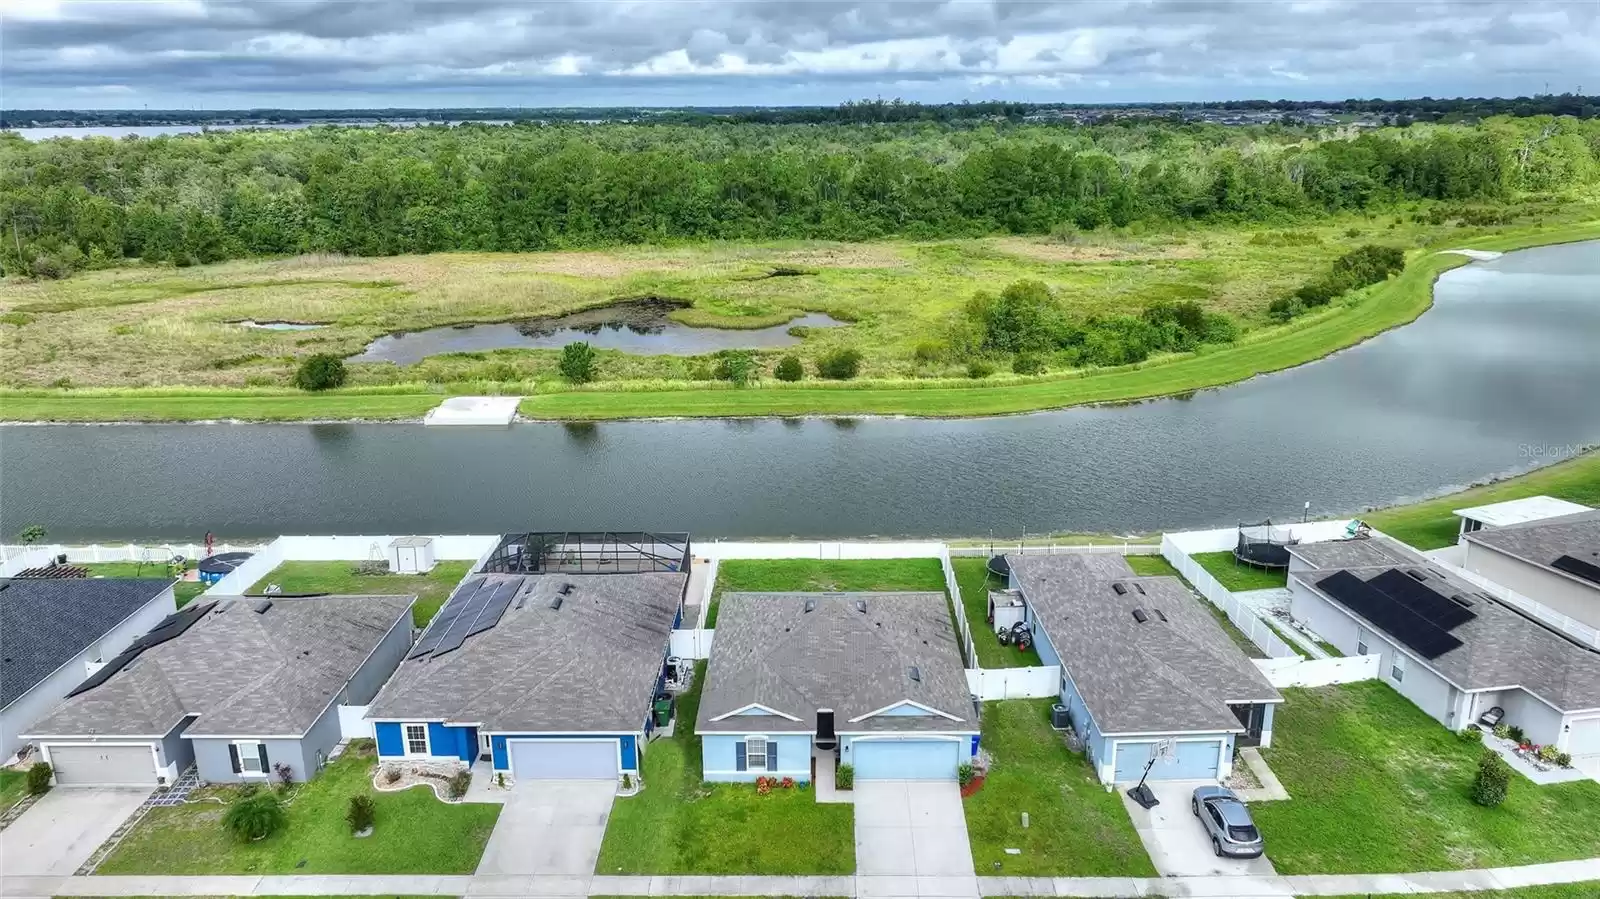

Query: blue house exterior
left=701, top=732, right=812, bottom=782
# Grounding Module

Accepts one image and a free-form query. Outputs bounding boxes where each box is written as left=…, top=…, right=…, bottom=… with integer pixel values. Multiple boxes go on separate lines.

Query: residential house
left=1288, top=538, right=1600, bottom=760
left=697, top=591, right=978, bottom=782
left=1457, top=507, right=1600, bottom=632
left=0, top=578, right=177, bottom=764
left=24, top=595, right=414, bottom=786
left=1005, top=553, right=1282, bottom=784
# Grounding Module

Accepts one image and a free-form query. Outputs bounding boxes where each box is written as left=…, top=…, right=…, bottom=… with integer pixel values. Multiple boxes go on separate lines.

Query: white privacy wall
left=202, top=535, right=499, bottom=596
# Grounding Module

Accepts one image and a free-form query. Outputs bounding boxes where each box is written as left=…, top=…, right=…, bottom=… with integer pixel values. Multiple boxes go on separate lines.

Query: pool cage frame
left=478, top=531, right=692, bottom=576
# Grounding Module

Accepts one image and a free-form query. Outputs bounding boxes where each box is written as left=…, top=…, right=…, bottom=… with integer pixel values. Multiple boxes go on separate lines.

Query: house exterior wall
left=702, top=732, right=812, bottom=782
left=490, top=732, right=639, bottom=772
left=1031, top=620, right=1062, bottom=670
left=194, top=735, right=306, bottom=783
left=344, top=611, right=414, bottom=705
left=160, top=719, right=195, bottom=781
left=373, top=721, right=475, bottom=761
left=3, top=586, right=176, bottom=761
left=1462, top=544, right=1600, bottom=631
left=1502, top=690, right=1567, bottom=748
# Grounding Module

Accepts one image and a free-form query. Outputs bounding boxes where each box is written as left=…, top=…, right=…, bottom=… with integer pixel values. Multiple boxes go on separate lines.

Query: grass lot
left=1367, top=449, right=1600, bottom=550
left=79, top=561, right=209, bottom=607
left=0, top=768, right=27, bottom=813
left=1123, top=554, right=1179, bottom=577
left=1190, top=550, right=1288, bottom=591
left=951, top=557, right=1040, bottom=668
left=1315, top=887, right=1600, bottom=899
left=963, top=700, right=1154, bottom=876
left=96, top=746, right=500, bottom=874
left=246, top=560, right=472, bottom=626
left=596, top=662, right=854, bottom=874
left=1251, top=682, right=1600, bottom=874
left=1123, top=553, right=1266, bottom=659
left=706, top=557, right=947, bottom=628
left=6, top=217, right=1595, bottom=422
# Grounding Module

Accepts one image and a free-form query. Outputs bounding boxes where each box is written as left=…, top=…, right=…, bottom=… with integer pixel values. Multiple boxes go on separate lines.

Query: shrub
left=26, top=762, right=52, bottom=795
left=621, top=772, right=633, bottom=790
left=1471, top=749, right=1511, bottom=807
left=1555, top=751, right=1573, bottom=768
left=780, top=776, right=795, bottom=789
left=712, top=350, right=756, bottom=386
left=383, top=766, right=402, bottom=784
left=1506, top=725, right=1526, bottom=744
left=957, top=763, right=975, bottom=787
left=292, top=354, right=347, bottom=391
left=559, top=341, right=598, bottom=384
left=273, top=761, right=294, bottom=791
left=816, top=347, right=863, bottom=380
left=495, top=772, right=506, bottom=788
left=1491, top=722, right=1511, bottom=740
left=774, top=354, right=804, bottom=382
left=912, top=340, right=945, bottom=365
left=1012, top=353, right=1045, bottom=375
left=1538, top=744, right=1560, bottom=763
left=17, top=524, right=47, bottom=545
left=835, top=764, right=854, bottom=791
left=346, top=794, right=376, bottom=834
left=755, top=776, right=772, bottom=795
left=353, top=559, right=389, bottom=576
left=447, top=770, right=471, bottom=800
left=1267, top=297, right=1302, bottom=322
left=222, top=788, right=288, bottom=841
left=1458, top=727, right=1484, bottom=744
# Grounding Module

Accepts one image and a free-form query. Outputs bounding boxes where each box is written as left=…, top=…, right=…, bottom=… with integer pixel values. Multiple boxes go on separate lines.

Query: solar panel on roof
left=66, top=601, right=218, bottom=697
left=1369, top=569, right=1476, bottom=630
left=1318, top=571, right=1463, bottom=659
left=465, top=581, right=517, bottom=637
left=1553, top=554, right=1600, bottom=585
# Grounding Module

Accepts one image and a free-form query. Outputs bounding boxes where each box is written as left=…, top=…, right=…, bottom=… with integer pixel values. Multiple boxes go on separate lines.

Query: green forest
left=3, top=115, right=1598, bottom=278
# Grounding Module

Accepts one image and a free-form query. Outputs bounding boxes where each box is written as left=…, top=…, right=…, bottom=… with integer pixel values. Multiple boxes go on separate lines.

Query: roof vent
left=855, top=599, right=868, bottom=613
left=1134, top=583, right=1146, bottom=595
left=1132, top=608, right=1149, bottom=624
left=558, top=583, right=575, bottom=595
left=804, top=599, right=817, bottom=613
left=909, top=666, right=921, bottom=683
left=1449, top=593, right=1475, bottom=608
left=250, top=600, right=272, bottom=614
left=1112, top=583, right=1129, bottom=596
left=1153, top=609, right=1168, bottom=622
left=548, top=596, right=563, bottom=611
left=1405, top=568, right=1429, bottom=582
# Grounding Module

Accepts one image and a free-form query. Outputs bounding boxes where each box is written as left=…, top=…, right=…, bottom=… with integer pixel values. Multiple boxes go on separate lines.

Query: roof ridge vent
left=1132, top=608, right=1149, bottom=624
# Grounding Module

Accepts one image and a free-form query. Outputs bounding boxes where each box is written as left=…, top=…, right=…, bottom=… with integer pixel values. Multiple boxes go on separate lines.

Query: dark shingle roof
left=1007, top=554, right=1281, bottom=735
left=367, top=572, right=684, bottom=732
left=25, top=595, right=413, bottom=737
left=0, top=578, right=174, bottom=709
left=1287, top=537, right=1419, bottom=571
left=697, top=592, right=974, bottom=734
left=1464, top=510, right=1600, bottom=579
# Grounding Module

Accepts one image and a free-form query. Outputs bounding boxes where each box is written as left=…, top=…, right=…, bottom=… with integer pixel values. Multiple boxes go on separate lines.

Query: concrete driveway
left=474, top=780, right=616, bottom=876
left=1120, top=780, right=1278, bottom=877
left=0, top=787, right=150, bottom=875
left=854, top=779, right=976, bottom=893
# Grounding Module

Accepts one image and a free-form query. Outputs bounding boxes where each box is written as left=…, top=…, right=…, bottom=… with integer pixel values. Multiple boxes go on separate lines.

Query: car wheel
left=1190, top=798, right=1198, bottom=817
left=1212, top=837, right=1223, bottom=857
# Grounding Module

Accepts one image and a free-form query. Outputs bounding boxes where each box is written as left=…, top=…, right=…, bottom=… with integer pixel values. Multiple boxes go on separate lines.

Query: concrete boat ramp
left=423, top=396, right=521, bottom=426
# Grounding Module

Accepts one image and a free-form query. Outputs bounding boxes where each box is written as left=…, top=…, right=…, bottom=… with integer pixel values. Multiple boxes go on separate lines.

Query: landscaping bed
left=962, top=699, right=1155, bottom=876
left=1250, top=681, right=1600, bottom=874
left=952, top=557, right=1040, bottom=668
left=706, top=557, right=947, bottom=628
left=95, top=745, right=500, bottom=874
left=246, top=560, right=473, bottom=626
left=1190, top=550, right=1289, bottom=591
left=595, top=661, right=854, bottom=874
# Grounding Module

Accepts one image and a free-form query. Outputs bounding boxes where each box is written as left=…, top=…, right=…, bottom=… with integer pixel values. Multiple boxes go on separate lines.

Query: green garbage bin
left=653, top=696, right=673, bottom=727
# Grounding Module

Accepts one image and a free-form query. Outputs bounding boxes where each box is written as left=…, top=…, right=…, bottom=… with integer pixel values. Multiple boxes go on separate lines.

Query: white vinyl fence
left=1161, top=535, right=1302, bottom=660
left=670, top=629, right=714, bottom=659
left=1254, top=654, right=1381, bottom=688
left=202, top=534, right=499, bottom=597
left=0, top=541, right=269, bottom=576
left=1425, top=553, right=1600, bottom=650
left=966, top=665, right=1060, bottom=700
left=338, top=705, right=374, bottom=740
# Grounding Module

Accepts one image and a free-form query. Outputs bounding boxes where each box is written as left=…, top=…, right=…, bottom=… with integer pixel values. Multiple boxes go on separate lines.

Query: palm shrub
left=774, top=354, right=804, bottom=382
left=447, top=770, right=471, bottom=800
left=835, top=764, right=854, bottom=791
left=1472, top=749, right=1511, bottom=808
left=346, top=794, right=376, bottom=834
left=559, top=341, right=597, bottom=384
left=292, top=354, right=347, bottom=391
left=26, top=762, right=52, bottom=795
left=222, top=787, right=288, bottom=841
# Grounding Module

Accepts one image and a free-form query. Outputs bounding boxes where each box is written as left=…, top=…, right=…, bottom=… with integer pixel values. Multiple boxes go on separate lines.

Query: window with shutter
left=745, top=737, right=767, bottom=772
left=228, top=743, right=241, bottom=774
left=735, top=740, right=747, bottom=771
left=234, top=741, right=267, bottom=776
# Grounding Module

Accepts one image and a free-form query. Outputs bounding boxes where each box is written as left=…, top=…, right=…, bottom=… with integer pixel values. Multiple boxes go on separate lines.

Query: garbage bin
left=653, top=695, right=674, bottom=727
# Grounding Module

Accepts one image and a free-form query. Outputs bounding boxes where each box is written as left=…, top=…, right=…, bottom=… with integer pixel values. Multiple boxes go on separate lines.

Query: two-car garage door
left=853, top=739, right=962, bottom=780
left=46, top=744, right=157, bottom=786
left=508, top=739, right=619, bottom=780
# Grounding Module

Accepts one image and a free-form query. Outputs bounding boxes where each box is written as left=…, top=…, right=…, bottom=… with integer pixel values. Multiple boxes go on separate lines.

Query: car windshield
left=1228, top=824, right=1260, bottom=842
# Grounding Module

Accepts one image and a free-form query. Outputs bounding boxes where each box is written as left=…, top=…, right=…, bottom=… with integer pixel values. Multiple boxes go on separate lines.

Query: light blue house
left=697, top=592, right=979, bottom=783
left=1005, top=554, right=1282, bottom=784
left=366, top=563, right=687, bottom=783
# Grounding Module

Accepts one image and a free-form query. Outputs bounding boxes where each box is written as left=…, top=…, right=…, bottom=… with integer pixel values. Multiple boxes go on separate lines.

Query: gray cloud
left=1, top=0, right=1594, bottom=108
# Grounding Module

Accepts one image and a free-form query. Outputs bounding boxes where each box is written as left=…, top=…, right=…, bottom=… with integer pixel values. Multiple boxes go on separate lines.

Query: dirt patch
left=500, top=252, right=690, bottom=278
left=990, top=237, right=1200, bottom=263
left=764, top=245, right=907, bottom=269
left=513, top=296, right=692, bottom=337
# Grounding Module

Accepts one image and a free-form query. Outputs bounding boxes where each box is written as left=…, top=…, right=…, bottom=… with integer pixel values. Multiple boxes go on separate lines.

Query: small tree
left=222, top=788, right=287, bottom=842
left=774, top=354, right=804, bottom=382
left=1012, top=353, right=1045, bottom=375
left=815, top=348, right=862, bottom=380
left=17, top=524, right=47, bottom=545
left=1472, top=749, right=1511, bottom=807
left=26, top=762, right=52, bottom=795
left=713, top=350, right=756, bottom=386
left=346, top=794, right=376, bottom=834
left=293, top=354, right=347, bottom=391
left=559, top=341, right=597, bottom=384
left=966, top=360, right=995, bottom=379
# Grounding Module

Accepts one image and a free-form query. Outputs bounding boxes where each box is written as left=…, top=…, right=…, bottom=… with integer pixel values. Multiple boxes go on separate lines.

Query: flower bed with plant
left=1487, top=723, right=1574, bottom=770
left=373, top=761, right=473, bottom=802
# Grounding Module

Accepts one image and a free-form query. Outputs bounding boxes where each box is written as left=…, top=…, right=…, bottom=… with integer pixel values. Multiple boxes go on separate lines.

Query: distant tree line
left=1, top=115, right=1596, bottom=277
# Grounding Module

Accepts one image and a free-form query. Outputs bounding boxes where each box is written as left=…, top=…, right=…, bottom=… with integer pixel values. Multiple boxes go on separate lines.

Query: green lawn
left=951, top=557, right=1040, bottom=668
left=0, top=768, right=27, bottom=813
left=1315, top=887, right=1600, bottom=899
left=1367, top=450, right=1600, bottom=550
left=1189, top=551, right=1288, bottom=591
left=1123, top=554, right=1180, bottom=577
left=0, top=389, right=444, bottom=422
left=95, top=747, right=500, bottom=874
left=246, top=560, right=473, bottom=626
left=963, top=700, right=1155, bottom=876
left=1251, top=681, right=1600, bottom=874
left=706, top=557, right=947, bottom=628
left=1123, top=554, right=1265, bottom=659
left=79, top=561, right=209, bottom=607
left=595, top=662, right=854, bottom=874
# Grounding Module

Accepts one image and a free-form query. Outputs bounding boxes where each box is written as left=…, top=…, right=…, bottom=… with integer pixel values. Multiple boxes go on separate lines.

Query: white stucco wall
left=1461, top=543, right=1600, bottom=631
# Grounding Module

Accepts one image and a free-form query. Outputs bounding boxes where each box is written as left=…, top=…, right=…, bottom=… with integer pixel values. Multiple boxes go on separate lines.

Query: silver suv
left=1191, top=785, right=1265, bottom=859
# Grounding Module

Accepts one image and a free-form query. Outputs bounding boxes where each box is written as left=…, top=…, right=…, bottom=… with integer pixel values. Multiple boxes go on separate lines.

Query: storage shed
left=387, top=537, right=437, bottom=574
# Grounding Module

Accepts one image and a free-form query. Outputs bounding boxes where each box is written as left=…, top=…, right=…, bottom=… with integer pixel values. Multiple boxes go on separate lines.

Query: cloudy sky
left=1, top=0, right=1595, bottom=109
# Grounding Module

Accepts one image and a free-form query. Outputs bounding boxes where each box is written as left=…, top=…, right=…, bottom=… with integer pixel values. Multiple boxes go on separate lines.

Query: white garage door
left=47, top=744, right=157, bottom=786
left=509, top=740, right=619, bottom=780
left=853, top=739, right=961, bottom=780
left=1569, top=717, right=1600, bottom=757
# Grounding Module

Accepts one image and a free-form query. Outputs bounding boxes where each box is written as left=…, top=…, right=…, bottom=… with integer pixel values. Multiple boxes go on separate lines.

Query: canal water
left=2, top=242, right=1597, bottom=541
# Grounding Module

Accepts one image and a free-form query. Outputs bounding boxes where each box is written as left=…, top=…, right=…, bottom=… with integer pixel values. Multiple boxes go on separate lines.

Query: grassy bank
left=4, top=217, right=1595, bottom=423
left=1367, top=449, right=1600, bottom=550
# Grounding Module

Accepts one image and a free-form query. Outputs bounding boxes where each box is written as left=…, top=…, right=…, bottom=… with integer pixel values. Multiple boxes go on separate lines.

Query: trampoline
left=987, top=554, right=1011, bottom=578
left=1234, top=519, right=1298, bottom=569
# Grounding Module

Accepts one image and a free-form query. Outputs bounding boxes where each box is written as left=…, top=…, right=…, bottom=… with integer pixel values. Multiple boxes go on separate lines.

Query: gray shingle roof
left=366, top=572, right=684, bottom=732
left=697, top=592, right=975, bottom=735
left=1287, top=537, right=1419, bottom=571
left=25, top=595, right=413, bottom=738
left=1, top=578, right=174, bottom=709
left=1303, top=564, right=1600, bottom=711
left=1007, top=554, right=1281, bottom=735
left=1463, top=509, right=1600, bottom=579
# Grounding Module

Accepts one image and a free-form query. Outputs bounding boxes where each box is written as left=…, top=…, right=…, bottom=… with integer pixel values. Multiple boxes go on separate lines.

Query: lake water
left=2, top=242, right=1597, bottom=541
left=355, top=301, right=848, bottom=365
